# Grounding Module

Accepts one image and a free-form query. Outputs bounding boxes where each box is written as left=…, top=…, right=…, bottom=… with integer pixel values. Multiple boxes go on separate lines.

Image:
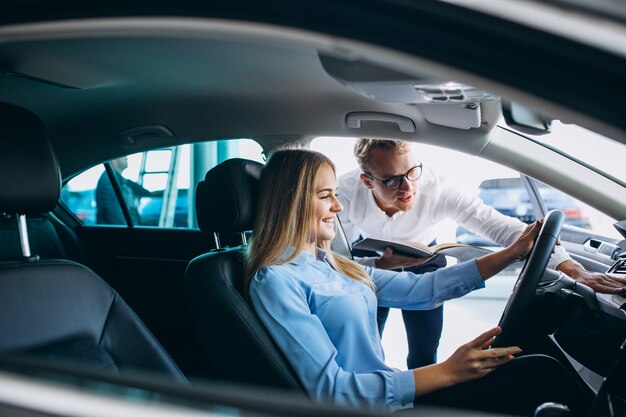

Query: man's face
left=359, top=147, right=419, bottom=215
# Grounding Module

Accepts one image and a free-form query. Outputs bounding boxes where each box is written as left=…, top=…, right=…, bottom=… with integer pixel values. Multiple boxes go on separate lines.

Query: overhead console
left=318, top=53, right=500, bottom=130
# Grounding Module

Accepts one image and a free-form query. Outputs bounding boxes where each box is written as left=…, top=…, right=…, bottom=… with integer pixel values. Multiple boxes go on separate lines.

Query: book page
left=352, top=238, right=433, bottom=258
left=352, top=237, right=493, bottom=261
left=437, top=245, right=492, bottom=262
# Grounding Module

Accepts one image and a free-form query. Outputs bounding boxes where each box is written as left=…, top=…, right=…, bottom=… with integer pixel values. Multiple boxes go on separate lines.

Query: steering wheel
left=491, top=209, right=564, bottom=348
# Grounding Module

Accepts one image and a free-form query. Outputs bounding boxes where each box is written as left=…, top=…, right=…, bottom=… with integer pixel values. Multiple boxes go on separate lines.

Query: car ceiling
left=0, top=21, right=503, bottom=177
left=0, top=1, right=625, bottom=180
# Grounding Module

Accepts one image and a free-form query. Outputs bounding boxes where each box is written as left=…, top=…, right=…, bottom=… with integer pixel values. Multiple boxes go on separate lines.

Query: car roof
left=1, top=1, right=625, bottom=177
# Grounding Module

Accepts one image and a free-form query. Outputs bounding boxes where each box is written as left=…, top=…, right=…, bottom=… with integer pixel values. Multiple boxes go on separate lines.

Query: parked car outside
left=457, top=177, right=592, bottom=246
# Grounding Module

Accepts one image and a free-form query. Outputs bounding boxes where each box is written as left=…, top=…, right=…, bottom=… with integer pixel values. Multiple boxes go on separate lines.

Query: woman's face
left=312, top=163, right=343, bottom=244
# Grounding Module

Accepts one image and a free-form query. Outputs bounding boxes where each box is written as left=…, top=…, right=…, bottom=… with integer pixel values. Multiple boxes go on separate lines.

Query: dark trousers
left=376, top=303, right=444, bottom=369
left=353, top=241, right=447, bottom=369
left=409, top=354, right=593, bottom=417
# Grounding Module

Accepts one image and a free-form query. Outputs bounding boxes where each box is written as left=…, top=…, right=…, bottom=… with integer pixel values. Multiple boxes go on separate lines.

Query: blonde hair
left=354, top=139, right=410, bottom=173
left=245, top=149, right=374, bottom=293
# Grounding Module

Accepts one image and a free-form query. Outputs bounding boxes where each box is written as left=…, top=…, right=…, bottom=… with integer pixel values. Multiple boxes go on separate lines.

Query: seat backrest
left=185, top=158, right=303, bottom=391
left=0, top=102, right=186, bottom=382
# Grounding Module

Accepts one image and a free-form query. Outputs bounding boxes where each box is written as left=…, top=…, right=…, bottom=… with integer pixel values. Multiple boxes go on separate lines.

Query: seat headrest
left=196, top=158, right=263, bottom=233
left=0, top=103, right=60, bottom=214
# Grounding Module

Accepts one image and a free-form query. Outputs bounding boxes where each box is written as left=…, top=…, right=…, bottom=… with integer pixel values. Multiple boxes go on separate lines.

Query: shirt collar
left=367, top=190, right=405, bottom=219
left=280, top=247, right=329, bottom=264
left=315, top=247, right=329, bottom=262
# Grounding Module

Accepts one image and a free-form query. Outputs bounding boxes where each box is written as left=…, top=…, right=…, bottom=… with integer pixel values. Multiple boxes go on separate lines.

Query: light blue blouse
left=249, top=248, right=484, bottom=412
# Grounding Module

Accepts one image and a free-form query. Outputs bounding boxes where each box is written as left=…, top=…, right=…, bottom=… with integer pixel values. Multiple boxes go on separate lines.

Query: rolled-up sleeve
left=436, top=184, right=571, bottom=270
left=250, top=268, right=415, bottom=411
left=367, top=260, right=485, bottom=310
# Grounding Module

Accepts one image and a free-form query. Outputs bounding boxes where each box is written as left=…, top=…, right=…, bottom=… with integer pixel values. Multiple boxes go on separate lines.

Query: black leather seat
left=0, top=102, right=186, bottom=382
left=185, top=158, right=304, bottom=391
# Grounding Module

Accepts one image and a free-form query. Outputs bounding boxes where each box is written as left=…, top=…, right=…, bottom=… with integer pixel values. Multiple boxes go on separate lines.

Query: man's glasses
left=365, top=164, right=423, bottom=190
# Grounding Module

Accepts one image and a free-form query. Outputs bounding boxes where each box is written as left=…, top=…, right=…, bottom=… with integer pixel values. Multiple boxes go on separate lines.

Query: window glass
left=311, top=137, right=526, bottom=370
left=311, top=136, right=620, bottom=370
left=142, top=173, right=169, bottom=191
left=312, top=137, right=523, bottom=244
left=60, top=165, right=104, bottom=225
left=536, top=181, right=619, bottom=238
left=524, top=121, right=624, bottom=181
left=60, top=139, right=264, bottom=228
left=456, top=177, right=537, bottom=246
left=144, top=150, right=172, bottom=173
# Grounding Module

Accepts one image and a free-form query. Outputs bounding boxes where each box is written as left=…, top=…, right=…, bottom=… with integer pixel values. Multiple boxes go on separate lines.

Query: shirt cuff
left=548, top=244, right=571, bottom=270
left=456, top=259, right=486, bottom=292
left=390, top=370, right=416, bottom=411
left=354, top=256, right=378, bottom=267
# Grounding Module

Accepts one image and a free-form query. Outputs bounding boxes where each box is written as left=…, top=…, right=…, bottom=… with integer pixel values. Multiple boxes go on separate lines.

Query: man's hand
left=557, top=259, right=626, bottom=294
left=374, top=247, right=435, bottom=270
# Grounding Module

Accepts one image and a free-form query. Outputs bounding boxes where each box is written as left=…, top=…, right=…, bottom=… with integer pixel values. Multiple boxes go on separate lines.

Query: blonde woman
left=246, top=149, right=590, bottom=415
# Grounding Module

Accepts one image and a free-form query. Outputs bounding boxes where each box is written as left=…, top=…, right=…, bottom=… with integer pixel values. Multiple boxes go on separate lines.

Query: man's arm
left=439, top=183, right=626, bottom=294
left=126, top=179, right=153, bottom=197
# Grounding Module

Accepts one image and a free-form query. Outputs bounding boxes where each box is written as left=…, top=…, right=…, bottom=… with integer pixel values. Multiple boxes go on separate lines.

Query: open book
left=351, top=237, right=492, bottom=262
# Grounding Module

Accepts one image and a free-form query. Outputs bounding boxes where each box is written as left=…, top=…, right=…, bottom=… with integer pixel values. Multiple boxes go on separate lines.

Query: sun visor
left=319, top=54, right=498, bottom=130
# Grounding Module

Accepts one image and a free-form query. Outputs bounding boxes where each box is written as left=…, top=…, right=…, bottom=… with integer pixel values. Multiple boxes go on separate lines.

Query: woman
left=246, top=149, right=590, bottom=415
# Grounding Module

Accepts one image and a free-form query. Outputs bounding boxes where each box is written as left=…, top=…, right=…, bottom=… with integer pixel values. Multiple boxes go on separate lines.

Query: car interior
left=0, top=5, right=625, bottom=417
left=185, top=157, right=304, bottom=391
left=0, top=101, right=187, bottom=383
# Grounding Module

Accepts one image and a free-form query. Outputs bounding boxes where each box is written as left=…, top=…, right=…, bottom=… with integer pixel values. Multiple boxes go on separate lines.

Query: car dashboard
left=600, top=256, right=626, bottom=310
left=543, top=248, right=626, bottom=377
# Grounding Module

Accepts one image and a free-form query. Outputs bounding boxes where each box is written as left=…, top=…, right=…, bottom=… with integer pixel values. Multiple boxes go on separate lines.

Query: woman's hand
left=475, top=220, right=542, bottom=280
left=440, top=326, right=521, bottom=384
left=413, top=327, right=521, bottom=396
left=507, top=219, right=543, bottom=263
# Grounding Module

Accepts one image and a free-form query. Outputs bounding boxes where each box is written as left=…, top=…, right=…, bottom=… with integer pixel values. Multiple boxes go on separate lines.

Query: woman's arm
left=370, top=221, right=540, bottom=309
left=412, top=327, right=522, bottom=396
left=475, top=220, right=541, bottom=280
left=369, top=260, right=485, bottom=310
left=249, top=267, right=415, bottom=411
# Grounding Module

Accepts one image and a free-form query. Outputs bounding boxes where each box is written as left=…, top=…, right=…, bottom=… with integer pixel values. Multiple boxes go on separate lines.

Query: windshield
left=520, top=121, right=625, bottom=182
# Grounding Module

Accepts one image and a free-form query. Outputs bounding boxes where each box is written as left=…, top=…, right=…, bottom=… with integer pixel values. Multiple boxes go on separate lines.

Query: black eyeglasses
left=365, top=164, right=423, bottom=190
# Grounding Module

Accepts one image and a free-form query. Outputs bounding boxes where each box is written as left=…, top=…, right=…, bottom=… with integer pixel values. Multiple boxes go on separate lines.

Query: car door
left=523, top=176, right=622, bottom=273
left=57, top=138, right=265, bottom=377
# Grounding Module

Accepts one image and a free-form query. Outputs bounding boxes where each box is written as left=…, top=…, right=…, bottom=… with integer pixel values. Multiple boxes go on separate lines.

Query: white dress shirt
left=337, top=167, right=570, bottom=269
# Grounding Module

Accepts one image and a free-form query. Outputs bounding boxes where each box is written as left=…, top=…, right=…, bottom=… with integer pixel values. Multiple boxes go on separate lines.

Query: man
left=338, top=139, right=626, bottom=369
left=96, top=156, right=152, bottom=225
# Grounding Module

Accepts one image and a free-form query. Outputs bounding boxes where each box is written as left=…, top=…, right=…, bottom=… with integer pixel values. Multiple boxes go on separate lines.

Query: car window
left=524, top=121, right=624, bottom=182
left=311, top=137, right=526, bottom=368
left=535, top=180, right=619, bottom=238
left=455, top=177, right=537, bottom=247
left=312, top=137, right=525, bottom=247
left=60, top=139, right=265, bottom=228
left=311, top=136, right=621, bottom=369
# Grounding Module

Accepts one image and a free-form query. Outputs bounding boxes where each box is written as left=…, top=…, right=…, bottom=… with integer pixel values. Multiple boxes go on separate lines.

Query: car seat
left=0, top=102, right=187, bottom=382
left=0, top=213, right=67, bottom=260
left=185, top=158, right=304, bottom=391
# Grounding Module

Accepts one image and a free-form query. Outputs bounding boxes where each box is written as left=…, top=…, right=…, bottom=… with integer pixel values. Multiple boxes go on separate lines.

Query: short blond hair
left=353, top=139, right=410, bottom=172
